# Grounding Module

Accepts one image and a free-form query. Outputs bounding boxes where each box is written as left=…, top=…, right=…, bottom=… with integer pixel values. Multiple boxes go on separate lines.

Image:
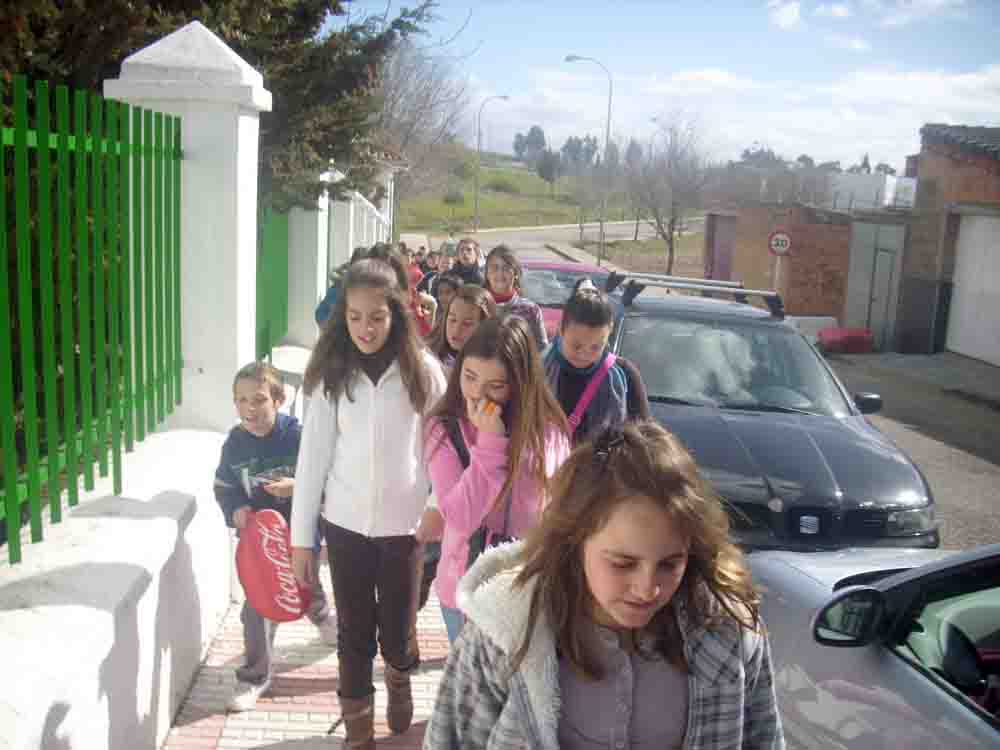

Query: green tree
left=536, top=149, right=560, bottom=196
left=0, top=0, right=432, bottom=209
left=443, top=187, right=464, bottom=220
left=523, top=125, right=547, bottom=164
left=513, top=133, right=527, bottom=161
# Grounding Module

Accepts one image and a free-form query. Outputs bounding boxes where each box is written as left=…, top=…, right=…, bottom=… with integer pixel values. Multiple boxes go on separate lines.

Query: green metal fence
left=256, top=208, right=289, bottom=359
left=0, top=75, right=182, bottom=564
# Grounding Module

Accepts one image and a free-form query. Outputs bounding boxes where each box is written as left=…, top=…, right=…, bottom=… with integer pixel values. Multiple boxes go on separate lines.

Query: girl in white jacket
left=291, top=257, right=446, bottom=750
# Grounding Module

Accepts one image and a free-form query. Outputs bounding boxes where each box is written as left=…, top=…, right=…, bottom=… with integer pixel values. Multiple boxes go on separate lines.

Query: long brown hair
left=511, top=420, right=760, bottom=679
left=430, top=284, right=498, bottom=362
left=484, top=244, right=523, bottom=295
left=303, top=258, right=430, bottom=411
left=427, top=315, right=568, bottom=508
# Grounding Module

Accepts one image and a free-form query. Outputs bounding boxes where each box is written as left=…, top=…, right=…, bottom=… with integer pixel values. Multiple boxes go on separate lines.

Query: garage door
left=946, top=215, right=1000, bottom=366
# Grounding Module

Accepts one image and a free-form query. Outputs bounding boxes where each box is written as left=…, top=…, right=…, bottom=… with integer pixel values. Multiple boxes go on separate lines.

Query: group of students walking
left=215, top=239, right=784, bottom=750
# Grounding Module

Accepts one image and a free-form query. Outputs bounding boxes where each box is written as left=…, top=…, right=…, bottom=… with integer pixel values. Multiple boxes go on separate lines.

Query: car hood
left=749, top=547, right=954, bottom=591
left=650, top=403, right=930, bottom=513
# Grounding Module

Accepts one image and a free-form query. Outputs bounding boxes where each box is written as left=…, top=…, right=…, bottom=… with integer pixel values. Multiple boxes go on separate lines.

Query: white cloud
left=768, top=1, right=803, bottom=30
left=645, top=69, right=765, bottom=95
left=825, top=33, right=871, bottom=51
left=470, top=63, right=1000, bottom=175
left=873, top=0, right=968, bottom=28
left=816, top=3, right=852, bottom=17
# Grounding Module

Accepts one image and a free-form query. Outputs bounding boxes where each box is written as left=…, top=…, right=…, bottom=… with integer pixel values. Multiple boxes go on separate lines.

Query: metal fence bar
left=14, top=76, right=43, bottom=541
left=132, top=105, right=145, bottom=442
left=0, top=80, right=24, bottom=564
left=56, top=85, right=79, bottom=509
left=143, top=109, right=155, bottom=430
left=0, top=76, right=184, bottom=564
left=154, top=112, right=165, bottom=424
left=36, top=80, right=62, bottom=519
left=106, top=100, right=123, bottom=495
left=91, top=93, right=109, bottom=477
left=162, top=115, right=173, bottom=412
left=172, top=117, right=182, bottom=405
left=75, top=90, right=95, bottom=490
left=119, top=102, right=134, bottom=452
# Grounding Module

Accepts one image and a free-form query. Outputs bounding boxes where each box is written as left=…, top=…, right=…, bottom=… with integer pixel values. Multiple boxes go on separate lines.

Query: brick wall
left=729, top=203, right=851, bottom=317
left=895, top=140, right=1000, bottom=352
left=781, top=221, right=852, bottom=317
left=918, top=144, right=1000, bottom=204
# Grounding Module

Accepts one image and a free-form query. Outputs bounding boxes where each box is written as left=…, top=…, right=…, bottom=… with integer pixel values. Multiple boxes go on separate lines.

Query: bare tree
left=375, top=37, right=471, bottom=190
left=626, top=114, right=710, bottom=274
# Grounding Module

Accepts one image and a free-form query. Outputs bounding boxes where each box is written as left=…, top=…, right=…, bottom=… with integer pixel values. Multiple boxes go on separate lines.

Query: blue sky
left=338, top=0, right=999, bottom=170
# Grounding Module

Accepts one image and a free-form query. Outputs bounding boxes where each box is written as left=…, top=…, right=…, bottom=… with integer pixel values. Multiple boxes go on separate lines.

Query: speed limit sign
left=768, top=230, right=792, bottom=256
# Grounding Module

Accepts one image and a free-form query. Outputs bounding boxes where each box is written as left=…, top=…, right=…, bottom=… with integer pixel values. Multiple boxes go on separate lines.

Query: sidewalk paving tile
left=163, top=561, right=446, bottom=750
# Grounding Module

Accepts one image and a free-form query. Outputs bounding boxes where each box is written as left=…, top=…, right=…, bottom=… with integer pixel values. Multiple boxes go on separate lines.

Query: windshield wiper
left=649, top=395, right=709, bottom=407
left=720, top=401, right=820, bottom=416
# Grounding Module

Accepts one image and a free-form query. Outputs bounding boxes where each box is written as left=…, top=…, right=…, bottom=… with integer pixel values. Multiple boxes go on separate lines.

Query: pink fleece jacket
left=425, top=416, right=570, bottom=609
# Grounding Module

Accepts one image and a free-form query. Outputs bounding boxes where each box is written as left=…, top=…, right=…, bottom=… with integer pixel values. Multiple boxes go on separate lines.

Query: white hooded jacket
left=423, top=542, right=784, bottom=750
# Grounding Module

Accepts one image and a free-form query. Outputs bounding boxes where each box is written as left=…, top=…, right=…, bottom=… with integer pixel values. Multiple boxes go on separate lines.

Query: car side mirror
left=812, top=586, right=886, bottom=647
left=853, top=392, right=883, bottom=414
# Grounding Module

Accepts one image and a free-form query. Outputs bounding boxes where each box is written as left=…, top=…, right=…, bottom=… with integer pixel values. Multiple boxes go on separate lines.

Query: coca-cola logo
left=236, top=509, right=312, bottom=622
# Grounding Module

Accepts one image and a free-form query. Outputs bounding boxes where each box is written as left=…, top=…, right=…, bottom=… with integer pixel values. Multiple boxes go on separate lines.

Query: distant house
left=895, top=124, right=1000, bottom=365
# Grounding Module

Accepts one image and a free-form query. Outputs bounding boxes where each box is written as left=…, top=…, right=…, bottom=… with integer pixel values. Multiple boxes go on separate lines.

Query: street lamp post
left=474, top=94, right=509, bottom=233
left=566, top=54, right=612, bottom=266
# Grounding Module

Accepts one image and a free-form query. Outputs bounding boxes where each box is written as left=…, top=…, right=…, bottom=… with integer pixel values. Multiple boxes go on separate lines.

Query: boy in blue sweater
left=214, top=361, right=337, bottom=712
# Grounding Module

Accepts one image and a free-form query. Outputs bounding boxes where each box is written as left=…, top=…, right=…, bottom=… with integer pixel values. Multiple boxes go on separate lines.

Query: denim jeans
left=440, top=604, right=465, bottom=643
left=324, top=521, right=421, bottom=699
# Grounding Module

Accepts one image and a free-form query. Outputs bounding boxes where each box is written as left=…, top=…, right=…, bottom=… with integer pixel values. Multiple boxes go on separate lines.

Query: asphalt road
left=830, top=356, right=1000, bottom=551
left=462, top=220, right=662, bottom=255
left=511, top=243, right=999, bottom=553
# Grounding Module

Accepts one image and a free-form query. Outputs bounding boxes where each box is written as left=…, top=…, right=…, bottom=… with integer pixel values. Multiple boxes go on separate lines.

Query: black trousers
left=323, top=520, right=422, bottom=699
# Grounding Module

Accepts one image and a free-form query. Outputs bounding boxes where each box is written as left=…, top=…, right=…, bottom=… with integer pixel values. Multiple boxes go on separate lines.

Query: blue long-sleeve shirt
left=213, top=413, right=301, bottom=528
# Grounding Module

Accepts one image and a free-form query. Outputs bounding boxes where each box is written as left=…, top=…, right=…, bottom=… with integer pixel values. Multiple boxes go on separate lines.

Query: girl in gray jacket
left=423, top=420, right=784, bottom=750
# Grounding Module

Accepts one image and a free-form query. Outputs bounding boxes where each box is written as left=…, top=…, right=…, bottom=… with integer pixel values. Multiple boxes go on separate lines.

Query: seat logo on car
left=799, top=515, right=821, bottom=535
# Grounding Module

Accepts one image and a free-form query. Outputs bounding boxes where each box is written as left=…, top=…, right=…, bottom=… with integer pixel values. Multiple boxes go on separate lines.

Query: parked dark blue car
left=607, top=276, right=939, bottom=550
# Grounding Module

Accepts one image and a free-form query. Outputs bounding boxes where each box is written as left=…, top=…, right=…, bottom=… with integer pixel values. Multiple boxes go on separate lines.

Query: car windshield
left=520, top=268, right=609, bottom=307
left=619, top=315, right=851, bottom=417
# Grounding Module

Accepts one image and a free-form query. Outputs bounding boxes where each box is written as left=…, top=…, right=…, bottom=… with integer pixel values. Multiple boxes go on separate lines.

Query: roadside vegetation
left=399, top=151, right=630, bottom=232
left=574, top=234, right=705, bottom=276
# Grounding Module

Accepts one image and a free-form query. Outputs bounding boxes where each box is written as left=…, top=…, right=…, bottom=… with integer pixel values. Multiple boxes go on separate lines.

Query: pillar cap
left=104, top=20, right=271, bottom=111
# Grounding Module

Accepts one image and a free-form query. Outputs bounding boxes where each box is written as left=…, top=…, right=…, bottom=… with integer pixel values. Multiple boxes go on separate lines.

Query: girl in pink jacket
left=425, top=315, right=570, bottom=642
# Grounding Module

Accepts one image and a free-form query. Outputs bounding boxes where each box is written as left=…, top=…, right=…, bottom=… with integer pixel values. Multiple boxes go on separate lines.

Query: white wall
left=104, top=21, right=271, bottom=433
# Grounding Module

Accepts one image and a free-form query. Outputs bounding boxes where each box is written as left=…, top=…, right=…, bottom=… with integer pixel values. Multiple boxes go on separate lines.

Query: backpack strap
left=442, top=417, right=470, bottom=468
left=567, top=353, right=617, bottom=435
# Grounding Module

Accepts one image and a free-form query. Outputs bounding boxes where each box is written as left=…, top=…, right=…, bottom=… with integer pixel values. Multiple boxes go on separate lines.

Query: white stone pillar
left=285, top=196, right=329, bottom=348
left=331, top=199, right=355, bottom=272
left=104, top=21, right=272, bottom=433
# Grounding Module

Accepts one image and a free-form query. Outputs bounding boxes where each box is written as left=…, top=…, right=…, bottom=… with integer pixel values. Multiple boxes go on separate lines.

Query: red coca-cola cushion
left=236, top=509, right=312, bottom=622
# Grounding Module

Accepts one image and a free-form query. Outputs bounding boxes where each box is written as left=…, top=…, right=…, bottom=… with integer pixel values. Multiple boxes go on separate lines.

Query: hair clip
left=593, top=426, right=626, bottom=466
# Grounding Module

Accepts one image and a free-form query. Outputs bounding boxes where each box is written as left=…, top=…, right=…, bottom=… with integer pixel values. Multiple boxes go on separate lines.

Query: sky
left=338, top=0, right=1000, bottom=171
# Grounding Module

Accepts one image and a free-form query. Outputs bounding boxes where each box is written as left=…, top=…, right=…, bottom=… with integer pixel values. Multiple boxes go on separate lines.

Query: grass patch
left=400, top=165, right=632, bottom=232
left=575, top=233, right=705, bottom=276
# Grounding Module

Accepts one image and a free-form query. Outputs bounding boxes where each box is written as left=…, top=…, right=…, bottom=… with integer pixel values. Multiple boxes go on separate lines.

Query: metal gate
left=844, top=222, right=905, bottom=350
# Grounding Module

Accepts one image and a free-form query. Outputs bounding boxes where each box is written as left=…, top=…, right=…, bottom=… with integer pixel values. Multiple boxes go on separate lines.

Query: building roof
left=921, top=124, right=1000, bottom=160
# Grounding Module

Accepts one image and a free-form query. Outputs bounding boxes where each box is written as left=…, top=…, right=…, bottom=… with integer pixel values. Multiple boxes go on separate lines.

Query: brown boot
left=339, top=694, right=375, bottom=750
left=384, top=663, right=414, bottom=734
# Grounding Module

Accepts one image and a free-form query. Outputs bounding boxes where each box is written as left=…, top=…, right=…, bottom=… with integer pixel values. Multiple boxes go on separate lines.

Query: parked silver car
left=750, top=543, right=1000, bottom=748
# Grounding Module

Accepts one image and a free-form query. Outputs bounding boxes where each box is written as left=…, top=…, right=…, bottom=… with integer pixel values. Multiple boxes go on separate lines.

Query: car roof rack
left=606, top=272, right=785, bottom=318
left=616, top=271, right=745, bottom=290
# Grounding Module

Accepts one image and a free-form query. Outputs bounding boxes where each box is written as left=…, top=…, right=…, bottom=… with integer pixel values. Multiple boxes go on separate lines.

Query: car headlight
left=886, top=505, right=936, bottom=536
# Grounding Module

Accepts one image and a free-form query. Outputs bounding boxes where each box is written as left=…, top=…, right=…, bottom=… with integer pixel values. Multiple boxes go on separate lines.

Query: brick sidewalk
left=163, top=560, right=449, bottom=749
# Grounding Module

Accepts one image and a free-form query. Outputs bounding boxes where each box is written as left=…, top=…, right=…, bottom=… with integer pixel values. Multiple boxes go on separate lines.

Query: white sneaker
left=228, top=677, right=271, bottom=712
left=315, top=615, right=338, bottom=647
